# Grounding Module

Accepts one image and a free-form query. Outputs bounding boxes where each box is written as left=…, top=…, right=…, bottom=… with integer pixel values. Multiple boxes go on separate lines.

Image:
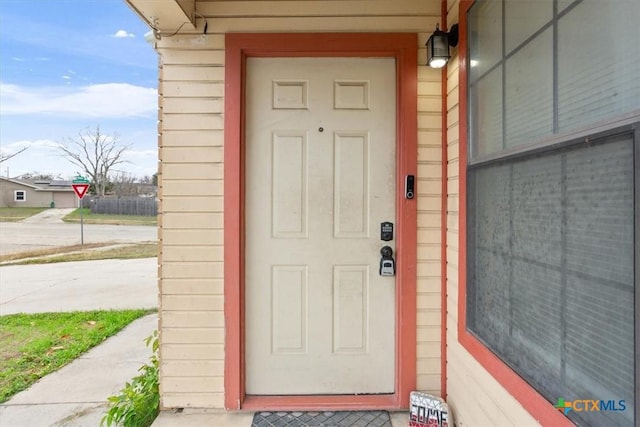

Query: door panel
left=245, top=57, right=396, bottom=395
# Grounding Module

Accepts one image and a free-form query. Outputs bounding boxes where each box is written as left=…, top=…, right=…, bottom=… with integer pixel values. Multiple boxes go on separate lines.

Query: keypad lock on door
left=379, top=246, right=395, bottom=276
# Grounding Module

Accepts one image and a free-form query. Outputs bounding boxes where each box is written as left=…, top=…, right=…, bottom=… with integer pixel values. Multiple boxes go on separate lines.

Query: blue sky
left=0, top=0, right=158, bottom=179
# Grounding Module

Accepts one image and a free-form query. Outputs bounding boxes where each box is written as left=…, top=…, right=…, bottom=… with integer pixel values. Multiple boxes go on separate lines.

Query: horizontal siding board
left=162, top=82, right=224, bottom=97
left=417, top=211, right=440, bottom=228
left=416, top=373, right=441, bottom=391
left=162, top=164, right=223, bottom=180
left=416, top=277, right=440, bottom=294
left=162, top=65, right=225, bottom=82
left=199, top=16, right=432, bottom=33
left=162, top=295, right=223, bottom=311
left=162, top=278, right=224, bottom=295
left=163, top=147, right=223, bottom=163
left=162, top=98, right=224, bottom=114
left=162, top=230, right=223, bottom=246
left=163, top=130, right=224, bottom=147
left=163, top=179, right=224, bottom=196
left=163, top=196, right=224, bottom=213
left=416, top=293, right=440, bottom=310
left=417, top=342, right=440, bottom=359
left=162, top=312, right=224, bottom=329
left=162, top=377, right=224, bottom=393
left=163, top=212, right=223, bottom=228
left=162, top=343, right=224, bottom=360
left=160, top=50, right=225, bottom=66
left=162, top=261, right=224, bottom=278
left=163, top=328, right=225, bottom=344
left=416, top=244, right=440, bottom=262
left=418, top=96, right=442, bottom=113
left=162, top=245, right=223, bottom=261
left=162, top=360, right=223, bottom=376
left=163, top=113, right=224, bottom=131
left=198, top=0, right=441, bottom=17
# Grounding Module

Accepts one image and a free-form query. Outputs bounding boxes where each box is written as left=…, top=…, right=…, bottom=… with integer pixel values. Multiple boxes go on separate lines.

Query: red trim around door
left=456, top=2, right=573, bottom=425
left=224, top=33, right=418, bottom=411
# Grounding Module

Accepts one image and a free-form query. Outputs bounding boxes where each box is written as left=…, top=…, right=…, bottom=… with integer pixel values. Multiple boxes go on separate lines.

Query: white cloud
left=0, top=82, right=157, bottom=118
left=112, top=30, right=135, bottom=38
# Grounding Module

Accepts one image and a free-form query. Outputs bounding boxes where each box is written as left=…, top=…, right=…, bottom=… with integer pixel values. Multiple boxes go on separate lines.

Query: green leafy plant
left=102, top=331, right=160, bottom=427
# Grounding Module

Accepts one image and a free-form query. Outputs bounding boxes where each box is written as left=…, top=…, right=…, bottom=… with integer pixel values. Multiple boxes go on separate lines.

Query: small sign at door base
left=409, top=391, right=452, bottom=427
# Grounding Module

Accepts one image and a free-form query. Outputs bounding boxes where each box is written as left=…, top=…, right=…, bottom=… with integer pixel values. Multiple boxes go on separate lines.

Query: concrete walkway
left=152, top=409, right=409, bottom=426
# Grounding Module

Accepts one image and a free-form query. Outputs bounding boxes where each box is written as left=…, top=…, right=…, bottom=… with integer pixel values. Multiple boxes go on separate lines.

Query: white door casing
left=245, top=57, right=396, bottom=395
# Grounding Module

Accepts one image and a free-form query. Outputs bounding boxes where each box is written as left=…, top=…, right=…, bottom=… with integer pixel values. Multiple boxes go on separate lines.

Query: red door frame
left=224, top=33, right=418, bottom=410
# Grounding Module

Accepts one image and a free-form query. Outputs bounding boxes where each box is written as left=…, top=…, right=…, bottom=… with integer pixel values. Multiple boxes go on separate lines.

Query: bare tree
left=111, top=171, right=139, bottom=197
left=19, top=172, right=62, bottom=180
left=0, top=146, right=28, bottom=163
left=58, top=126, right=131, bottom=196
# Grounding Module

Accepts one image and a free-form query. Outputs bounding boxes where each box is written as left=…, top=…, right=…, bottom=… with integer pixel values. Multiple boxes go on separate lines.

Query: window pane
left=468, top=163, right=511, bottom=354
left=470, top=67, right=503, bottom=158
left=505, top=28, right=553, bottom=148
left=557, top=0, right=577, bottom=13
left=468, top=0, right=502, bottom=83
left=563, top=137, right=634, bottom=427
left=558, top=0, right=640, bottom=132
left=504, top=0, right=552, bottom=55
left=468, top=132, right=635, bottom=426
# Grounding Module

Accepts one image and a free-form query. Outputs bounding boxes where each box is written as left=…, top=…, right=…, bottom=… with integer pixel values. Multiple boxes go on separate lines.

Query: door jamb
left=224, top=33, right=418, bottom=410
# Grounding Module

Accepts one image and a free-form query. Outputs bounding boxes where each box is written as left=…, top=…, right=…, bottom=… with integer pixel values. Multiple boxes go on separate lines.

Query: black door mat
left=251, top=411, right=392, bottom=427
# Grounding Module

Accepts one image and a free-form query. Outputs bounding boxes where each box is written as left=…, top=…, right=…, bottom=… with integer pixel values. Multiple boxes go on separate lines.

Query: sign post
left=72, top=176, right=90, bottom=246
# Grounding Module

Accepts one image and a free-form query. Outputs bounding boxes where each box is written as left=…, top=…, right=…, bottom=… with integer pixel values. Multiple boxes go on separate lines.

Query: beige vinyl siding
left=157, top=30, right=226, bottom=408
left=156, top=0, right=442, bottom=409
left=444, top=0, right=539, bottom=424
left=416, top=59, right=443, bottom=395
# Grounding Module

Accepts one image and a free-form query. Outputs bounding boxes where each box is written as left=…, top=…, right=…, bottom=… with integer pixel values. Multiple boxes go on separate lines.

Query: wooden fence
left=89, top=197, right=157, bottom=216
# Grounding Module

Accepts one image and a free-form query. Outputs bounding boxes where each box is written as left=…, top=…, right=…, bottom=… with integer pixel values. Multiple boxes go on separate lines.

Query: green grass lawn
left=63, top=208, right=157, bottom=226
left=0, top=207, right=48, bottom=222
left=0, top=309, right=155, bottom=403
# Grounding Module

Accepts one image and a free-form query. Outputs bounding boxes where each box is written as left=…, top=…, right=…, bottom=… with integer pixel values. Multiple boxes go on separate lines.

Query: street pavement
left=0, top=210, right=156, bottom=255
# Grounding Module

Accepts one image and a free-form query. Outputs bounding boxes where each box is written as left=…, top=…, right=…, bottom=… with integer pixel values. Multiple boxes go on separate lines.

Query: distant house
left=0, top=177, right=77, bottom=208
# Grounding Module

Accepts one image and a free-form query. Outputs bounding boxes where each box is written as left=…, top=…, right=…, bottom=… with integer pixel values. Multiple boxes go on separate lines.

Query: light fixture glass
left=426, top=24, right=459, bottom=68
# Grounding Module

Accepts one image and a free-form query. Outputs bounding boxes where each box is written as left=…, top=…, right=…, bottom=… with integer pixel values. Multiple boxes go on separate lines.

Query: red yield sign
left=72, top=183, right=90, bottom=199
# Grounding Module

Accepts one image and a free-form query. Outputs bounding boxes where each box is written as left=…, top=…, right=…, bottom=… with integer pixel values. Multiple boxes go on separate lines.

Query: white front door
left=245, top=57, right=396, bottom=395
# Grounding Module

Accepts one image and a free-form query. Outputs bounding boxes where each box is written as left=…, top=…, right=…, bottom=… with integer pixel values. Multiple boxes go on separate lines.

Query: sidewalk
left=0, top=314, right=157, bottom=427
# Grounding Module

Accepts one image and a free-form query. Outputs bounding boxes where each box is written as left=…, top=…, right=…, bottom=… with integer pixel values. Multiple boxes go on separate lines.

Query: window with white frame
left=466, top=0, right=638, bottom=426
left=14, top=190, right=26, bottom=202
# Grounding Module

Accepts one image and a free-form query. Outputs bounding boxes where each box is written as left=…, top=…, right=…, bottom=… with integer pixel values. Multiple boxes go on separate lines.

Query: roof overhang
left=124, top=0, right=196, bottom=34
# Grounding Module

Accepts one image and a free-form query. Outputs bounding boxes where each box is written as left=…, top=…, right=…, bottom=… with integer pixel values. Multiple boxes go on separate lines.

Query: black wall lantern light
left=426, top=23, right=459, bottom=68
